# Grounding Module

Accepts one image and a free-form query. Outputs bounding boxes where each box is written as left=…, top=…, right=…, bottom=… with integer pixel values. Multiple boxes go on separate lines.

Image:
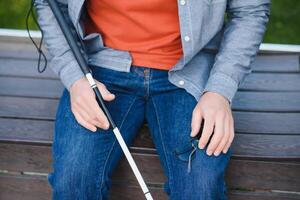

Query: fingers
left=194, top=91, right=235, bottom=157
left=213, top=116, right=230, bottom=156
left=190, top=109, right=203, bottom=137
left=223, top=117, right=235, bottom=154
left=96, top=81, right=115, bottom=101
left=70, top=78, right=116, bottom=132
left=206, top=114, right=224, bottom=156
left=88, top=97, right=110, bottom=130
left=72, top=92, right=109, bottom=130
left=198, top=115, right=215, bottom=149
left=72, top=109, right=97, bottom=132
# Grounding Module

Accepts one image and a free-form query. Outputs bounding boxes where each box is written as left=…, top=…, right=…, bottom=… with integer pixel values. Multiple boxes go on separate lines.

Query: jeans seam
left=97, top=96, right=138, bottom=200
left=150, top=97, right=173, bottom=194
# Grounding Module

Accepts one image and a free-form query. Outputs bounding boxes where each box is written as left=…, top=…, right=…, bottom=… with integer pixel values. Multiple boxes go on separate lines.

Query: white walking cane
left=44, top=0, right=153, bottom=199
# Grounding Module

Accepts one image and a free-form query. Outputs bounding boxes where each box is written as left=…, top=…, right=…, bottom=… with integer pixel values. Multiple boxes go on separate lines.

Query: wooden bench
left=0, top=32, right=300, bottom=200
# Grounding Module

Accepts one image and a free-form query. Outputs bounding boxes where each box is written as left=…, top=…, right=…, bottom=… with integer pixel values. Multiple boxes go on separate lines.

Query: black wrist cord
left=26, top=0, right=48, bottom=73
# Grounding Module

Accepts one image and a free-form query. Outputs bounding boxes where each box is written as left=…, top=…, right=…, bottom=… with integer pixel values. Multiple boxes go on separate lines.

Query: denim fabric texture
left=48, top=65, right=232, bottom=200
left=34, top=0, right=270, bottom=104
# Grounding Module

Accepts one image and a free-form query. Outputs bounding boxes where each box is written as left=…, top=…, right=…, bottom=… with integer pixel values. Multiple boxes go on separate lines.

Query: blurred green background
left=0, top=0, right=299, bottom=44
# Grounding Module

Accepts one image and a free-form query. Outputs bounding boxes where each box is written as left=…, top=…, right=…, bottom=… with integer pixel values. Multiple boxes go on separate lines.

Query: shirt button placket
left=179, top=80, right=185, bottom=86
left=178, top=0, right=192, bottom=64
left=184, top=35, right=190, bottom=42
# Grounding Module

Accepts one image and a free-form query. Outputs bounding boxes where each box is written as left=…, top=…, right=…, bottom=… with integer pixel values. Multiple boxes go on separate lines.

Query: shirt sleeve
left=202, top=0, right=271, bottom=104
left=34, top=0, right=85, bottom=91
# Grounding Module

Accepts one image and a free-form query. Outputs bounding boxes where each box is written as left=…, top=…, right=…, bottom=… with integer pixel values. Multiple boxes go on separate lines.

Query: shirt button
left=180, top=0, right=186, bottom=5
left=184, top=35, right=190, bottom=42
left=179, top=80, right=185, bottom=85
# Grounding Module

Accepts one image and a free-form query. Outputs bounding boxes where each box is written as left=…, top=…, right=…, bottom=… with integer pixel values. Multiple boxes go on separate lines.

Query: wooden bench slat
left=0, top=118, right=54, bottom=143
left=1, top=142, right=300, bottom=192
left=232, top=92, right=300, bottom=112
left=1, top=112, right=299, bottom=147
left=0, top=96, right=58, bottom=120
left=250, top=54, right=299, bottom=72
left=233, top=112, right=300, bottom=134
left=1, top=93, right=300, bottom=123
left=0, top=173, right=299, bottom=200
left=0, top=77, right=64, bottom=99
left=240, top=73, right=300, bottom=91
left=1, top=122, right=300, bottom=158
left=0, top=58, right=57, bottom=79
left=1, top=74, right=300, bottom=99
left=232, top=134, right=300, bottom=158
left=0, top=41, right=49, bottom=60
left=227, top=190, right=300, bottom=200
left=1, top=40, right=299, bottom=72
left=0, top=173, right=50, bottom=200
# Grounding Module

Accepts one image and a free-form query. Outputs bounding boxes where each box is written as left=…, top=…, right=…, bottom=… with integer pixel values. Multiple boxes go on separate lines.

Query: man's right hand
left=69, top=77, right=115, bottom=132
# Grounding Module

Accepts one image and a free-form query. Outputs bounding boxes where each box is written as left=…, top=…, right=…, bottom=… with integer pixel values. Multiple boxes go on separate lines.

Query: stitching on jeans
left=97, top=96, right=138, bottom=200
left=147, top=69, right=151, bottom=97
left=150, top=97, right=173, bottom=194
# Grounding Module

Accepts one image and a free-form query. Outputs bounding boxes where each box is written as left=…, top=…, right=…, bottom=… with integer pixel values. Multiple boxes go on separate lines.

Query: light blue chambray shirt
left=34, top=0, right=270, bottom=104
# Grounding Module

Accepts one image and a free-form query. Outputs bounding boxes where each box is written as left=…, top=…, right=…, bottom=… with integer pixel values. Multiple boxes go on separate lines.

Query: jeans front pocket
left=174, top=138, right=199, bottom=173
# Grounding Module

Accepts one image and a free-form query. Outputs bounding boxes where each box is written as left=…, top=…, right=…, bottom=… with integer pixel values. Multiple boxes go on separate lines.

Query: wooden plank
left=226, top=159, right=300, bottom=192
left=0, top=41, right=50, bottom=60
left=233, top=112, right=300, bottom=135
left=1, top=119, right=300, bottom=158
left=130, top=133, right=286, bottom=159
left=114, top=155, right=300, bottom=191
left=251, top=54, right=300, bottom=72
left=232, top=92, right=300, bottom=112
left=0, top=143, right=52, bottom=173
left=1, top=74, right=300, bottom=99
left=0, top=58, right=57, bottom=79
left=227, top=190, right=300, bottom=200
left=0, top=77, right=64, bottom=98
left=0, top=40, right=299, bottom=72
left=0, top=173, right=299, bottom=200
left=232, top=134, right=300, bottom=159
left=0, top=56, right=299, bottom=82
left=111, top=187, right=300, bottom=200
left=1, top=92, right=300, bottom=124
left=0, top=173, right=51, bottom=200
left=1, top=143, right=299, bottom=191
left=0, top=118, right=54, bottom=143
left=239, top=73, right=300, bottom=91
left=0, top=118, right=300, bottom=159
left=0, top=97, right=58, bottom=120
left=1, top=112, right=299, bottom=148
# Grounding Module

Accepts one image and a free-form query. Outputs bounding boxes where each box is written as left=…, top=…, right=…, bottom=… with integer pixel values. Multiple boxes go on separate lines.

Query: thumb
left=96, top=81, right=115, bottom=101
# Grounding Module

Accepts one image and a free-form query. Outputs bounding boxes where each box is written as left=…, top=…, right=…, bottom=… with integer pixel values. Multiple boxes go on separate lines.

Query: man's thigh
left=49, top=69, right=146, bottom=199
left=146, top=87, right=231, bottom=200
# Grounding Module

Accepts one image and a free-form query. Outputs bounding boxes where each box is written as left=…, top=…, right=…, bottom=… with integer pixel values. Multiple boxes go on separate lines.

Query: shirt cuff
left=202, top=72, right=239, bottom=104
left=59, top=59, right=85, bottom=91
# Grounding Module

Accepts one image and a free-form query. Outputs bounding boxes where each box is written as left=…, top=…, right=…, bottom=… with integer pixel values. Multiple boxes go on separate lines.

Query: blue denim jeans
left=48, top=64, right=232, bottom=200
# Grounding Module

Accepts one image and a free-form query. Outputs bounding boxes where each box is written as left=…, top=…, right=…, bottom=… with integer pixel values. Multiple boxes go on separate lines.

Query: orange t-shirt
left=84, top=0, right=183, bottom=70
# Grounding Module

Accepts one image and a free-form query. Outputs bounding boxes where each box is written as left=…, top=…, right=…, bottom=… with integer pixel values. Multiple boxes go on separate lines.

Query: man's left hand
left=190, top=91, right=234, bottom=156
